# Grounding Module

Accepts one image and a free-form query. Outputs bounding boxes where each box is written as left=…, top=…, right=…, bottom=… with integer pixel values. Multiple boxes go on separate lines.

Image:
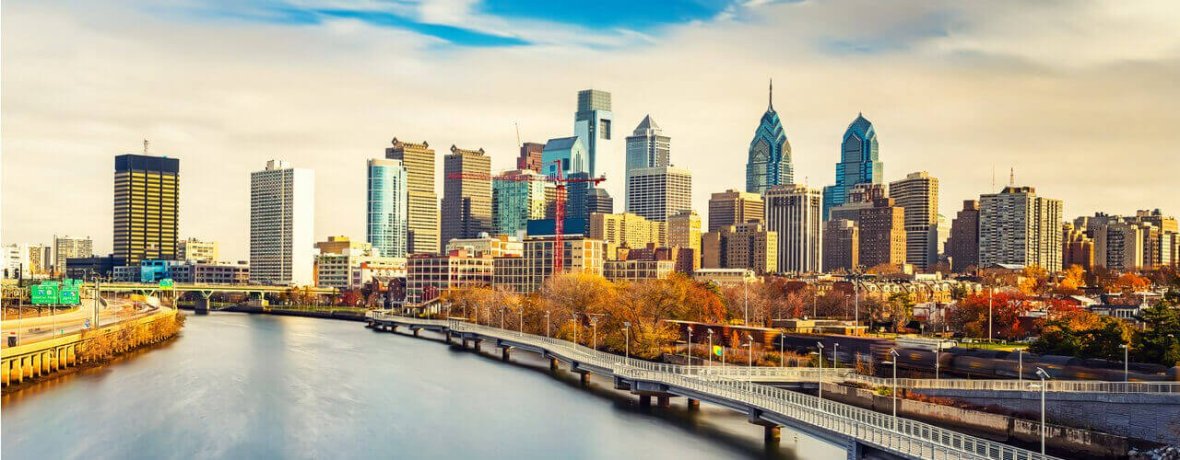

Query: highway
left=3, top=297, right=158, bottom=348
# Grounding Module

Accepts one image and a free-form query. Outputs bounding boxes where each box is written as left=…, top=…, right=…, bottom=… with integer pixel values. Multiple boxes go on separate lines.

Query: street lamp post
left=518, top=309, right=524, bottom=337
left=889, top=348, right=900, bottom=430
left=1120, top=344, right=1130, bottom=382
left=833, top=343, right=839, bottom=369
left=500, top=307, right=505, bottom=330
left=743, top=278, right=750, bottom=325
left=1018, top=349, right=1024, bottom=383
left=707, top=329, right=715, bottom=368
left=590, top=316, right=598, bottom=349
left=816, top=342, right=825, bottom=403
left=779, top=333, right=785, bottom=367
left=988, top=287, right=994, bottom=343
left=623, top=322, right=632, bottom=366
left=746, top=334, right=755, bottom=374
left=686, top=326, right=694, bottom=365
left=572, top=317, right=579, bottom=344
left=1035, top=367, right=1051, bottom=455
left=544, top=310, right=551, bottom=338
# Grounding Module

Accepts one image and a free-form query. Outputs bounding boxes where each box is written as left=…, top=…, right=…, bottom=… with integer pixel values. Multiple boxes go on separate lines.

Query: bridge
left=91, top=282, right=339, bottom=311
left=367, top=311, right=1057, bottom=460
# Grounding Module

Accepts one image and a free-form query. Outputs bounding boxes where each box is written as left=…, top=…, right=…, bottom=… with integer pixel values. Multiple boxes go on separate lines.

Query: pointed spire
left=768, top=78, right=774, bottom=111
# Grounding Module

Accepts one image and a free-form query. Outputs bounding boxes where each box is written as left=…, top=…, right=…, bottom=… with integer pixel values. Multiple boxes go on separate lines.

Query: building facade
left=858, top=198, right=907, bottom=269
left=667, top=210, right=702, bottom=271
left=385, top=138, right=439, bottom=255
left=708, top=189, right=764, bottom=232
left=445, top=234, right=524, bottom=258
left=574, top=89, right=613, bottom=177
left=822, top=219, right=859, bottom=272
left=701, top=222, right=778, bottom=275
left=441, top=146, right=493, bottom=250
left=517, top=142, right=544, bottom=173
left=493, top=169, right=549, bottom=236
left=947, top=200, right=980, bottom=272
left=406, top=251, right=494, bottom=305
left=764, top=184, right=823, bottom=273
left=746, top=81, right=793, bottom=194
left=978, top=186, right=1063, bottom=272
left=114, top=154, right=179, bottom=265
left=822, top=113, right=883, bottom=219
left=625, top=166, right=692, bottom=223
left=604, top=259, right=675, bottom=282
left=625, top=115, right=670, bottom=199
left=889, top=171, right=939, bottom=270
left=588, top=212, right=667, bottom=258
left=492, top=236, right=606, bottom=293
left=53, top=236, right=93, bottom=274
left=1062, top=223, right=1095, bottom=270
left=249, top=160, right=315, bottom=285
left=367, top=158, right=409, bottom=258
left=178, top=238, right=218, bottom=263
left=541, top=136, right=588, bottom=179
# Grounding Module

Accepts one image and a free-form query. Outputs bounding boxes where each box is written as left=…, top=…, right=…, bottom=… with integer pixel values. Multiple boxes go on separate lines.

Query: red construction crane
left=444, top=161, right=605, bottom=273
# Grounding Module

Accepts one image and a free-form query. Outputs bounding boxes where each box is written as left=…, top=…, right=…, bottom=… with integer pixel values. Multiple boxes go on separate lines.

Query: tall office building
left=708, top=189, right=764, bottom=232
left=858, top=198, right=907, bottom=269
left=386, top=138, right=439, bottom=254
left=53, top=236, right=93, bottom=274
left=746, top=81, right=793, bottom=194
left=588, top=212, right=667, bottom=258
left=567, top=171, right=614, bottom=222
left=574, top=89, right=613, bottom=177
left=1062, top=223, right=1095, bottom=270
left=249, top=160, right=315, bottom=285
left=764, top=185, right=823, bottom=273
left=889, top=171, right=939, bottom=270
left=541, top=136, right=588, bottom=179
left=367, top=158, right=409, bottom=258
left=828, top=183, right=886, bottom=224
left=114, top=154, right=179, bottom=265
left=701, top=222, right=778, bottom=275
left=625, top=115, right=670, bottom=199
left=178, top=238, right=218, bottom=263
left=517, top=142, right=545, bottom=173
left=823, top=219, right=859, bottom=272
left=979, top=186, right=1063, bottom=272
left=946, top=200, right=980, bottom=272
left=441, top=146, right=493, bottom=249
left=822, top=113, right=883, bottom=219
left=493, top=169, right=548, bottom=236
left=625, top=166, right=692, bottom=223
left=667, top=210, right=702, bottom=270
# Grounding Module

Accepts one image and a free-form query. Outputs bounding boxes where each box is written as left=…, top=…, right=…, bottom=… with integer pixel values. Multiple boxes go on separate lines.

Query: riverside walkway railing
left=368, top=312, right=1056, bottom=460
left=844, top=374, right=1180, bottom=394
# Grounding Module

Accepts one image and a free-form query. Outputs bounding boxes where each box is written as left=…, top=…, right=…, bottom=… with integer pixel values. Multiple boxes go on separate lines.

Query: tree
left=1114, top=273, right=1151, bottom=294
left=946, top=291, right=1034, bottom=340
left=1032, top=306, right=1132, bottom=360
left=1055, top=264, right=1086, bottom=294
left=1018, top=265, right=1049, bottom=295
left=1133, top=303, right=1180, bottom=366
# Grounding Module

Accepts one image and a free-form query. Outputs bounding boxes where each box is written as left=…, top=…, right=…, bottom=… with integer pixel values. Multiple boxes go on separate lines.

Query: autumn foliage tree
left=945, top=291, right=1034, bottom=340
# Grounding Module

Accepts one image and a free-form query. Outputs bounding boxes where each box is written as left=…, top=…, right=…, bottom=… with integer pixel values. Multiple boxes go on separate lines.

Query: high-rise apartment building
left=385, top=138, right=439, bottom=255
left=53, top=236, right=93, bottom=274
left=947, top=200, right=980, bottom=272
left=588, top=212, right=667, bottom=258
left=889, top=171, right=939, bottom=270
left=823, top=219, right=859, bottom=272
left=574, top=89, right=613, bottom=177
left=708, top=189, right=764, bottom=232
left=493, top=169, right=549, bottom=236
left=858, top=198, right=907, bottom=269
left=979, top=186, right=1063, bottom=272
left=249, top=160, right=315, bottom=285
left=516, top=142, right=545, bottom=173
left=114, top=154, right=179, bottom=265
left=667, top=210, right=702, bottom=271
left=441, top=146, right=493, bottom=250
left=746, top=81, right=793, bottom=194
left=822, top=113, right=883, bottom=219
left=178, top=238, right=218, bottom=263
left=764, top=184, right=823, bottom=273
left=625, top=115, right=670, bottom=199
left=1062, top=223, right=1095, bottom=270
left=701, top=222, right=778, bottom=275
left=367, top=158, right=409, bottom=258
left=625, top=166, right=692, bottom=223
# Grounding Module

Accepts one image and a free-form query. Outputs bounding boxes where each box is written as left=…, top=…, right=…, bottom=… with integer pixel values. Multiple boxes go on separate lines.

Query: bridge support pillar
left=473, top=340, right=482, bottom=352
left=764, top=425, right=781, bottom=444
left=657, top=395, right=670, bottom=408
left=444, top=333, right=452, bottom=344
left=549, top=357, right=559, bottom=371
left=578, top=372, right=590, bottom=386
left=412, top=328, right=420, bottom=337
left=22, top=356, right=31, bottom=381
left=639, top=395, right=652, bottom=407
left=845, top=439, right=864, bottom=460
left=501, top=347, right=511, bottom=362
left=2, top=360, right=10, bottom=386
left=687, top=398, right=700, bottom=410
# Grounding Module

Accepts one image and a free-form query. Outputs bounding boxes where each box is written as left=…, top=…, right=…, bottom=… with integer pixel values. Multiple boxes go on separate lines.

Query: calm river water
left=2, top=313, right=844, bottom=459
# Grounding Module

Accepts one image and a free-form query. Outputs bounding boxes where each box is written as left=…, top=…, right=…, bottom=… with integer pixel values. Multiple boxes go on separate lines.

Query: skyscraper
left=441, top=146, right=493, bottom=249
left=889, top=171, right=939, bottom=270
left=708, top=189, right=764, bottom=232
left=625, top=115, right=670, bottom=200
left=857, top=198, right=907, bottom=269
left=947, top=200, right=980, bottom=272
left=701, top=222, right=778, bottom=275
left=625, top=166, right=692, bottom=223
left=667, top=210, right=702, bottom=271
left=250, top=160, right=315, bottom=286
left=746, top=81, right=793, bottom=194
left=764, top=185, right=823, bottom=273
left=493, top=169, right=548, bottom=236
left=53, top=235, right=93, bottom=275
left=114, top=153, right=179, bottom=265
left=823, top=219, right=859, bottom=273
left=367, top=158, right=409, bottom=258
left=541, top=136, right=587, bottom=179
left=822, top=113, right=883, bottom=219
left=979, top=186, right=1063, bottom=272
left=516, top=142, right=545, bottom=173
left=386, top=138, right=439, bottom=254
left=574, top=89, right=613, bottom=177
left=567, top=172, right=614, bottom=221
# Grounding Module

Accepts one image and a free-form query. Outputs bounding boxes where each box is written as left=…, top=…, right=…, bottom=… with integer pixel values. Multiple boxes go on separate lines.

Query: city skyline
left=5, top=1, right=1180, bottom=261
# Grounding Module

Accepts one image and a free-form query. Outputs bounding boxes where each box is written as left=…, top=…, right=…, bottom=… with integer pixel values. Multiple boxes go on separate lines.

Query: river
left=2, top=312, right=844, bottom=459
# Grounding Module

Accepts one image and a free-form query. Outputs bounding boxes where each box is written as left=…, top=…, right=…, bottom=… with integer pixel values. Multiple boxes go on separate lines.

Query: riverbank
left=1, top=308, right=184, bottom=393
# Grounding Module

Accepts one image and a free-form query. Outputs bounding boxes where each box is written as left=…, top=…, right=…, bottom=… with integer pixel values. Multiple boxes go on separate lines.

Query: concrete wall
left=914, top=388, right=1180, bottom=446
left=822, top=383, right=1133, bottom=459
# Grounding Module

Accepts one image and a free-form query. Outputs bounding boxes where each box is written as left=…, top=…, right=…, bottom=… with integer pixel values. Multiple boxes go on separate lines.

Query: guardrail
left=846, top=374, right=1180, bottom=394
left=369, top=312, right=1056, bottom=460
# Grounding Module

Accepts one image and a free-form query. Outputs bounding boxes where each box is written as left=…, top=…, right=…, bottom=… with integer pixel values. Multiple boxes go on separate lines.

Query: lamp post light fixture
left=623, top=321, right=632, bottom=366
left=1034, top=367, right=1051, bottom=455
left=518, top=309, right=524, bottom=337
left=590, top=316, right=598, bottom=349
left=746, top=334, right=755, bottom=375
left=988, top=287, right=994, bottom=343
left=707, top=329, right=715, bottom=368
left=816, top=342, right=825, bottom=404
left=779, top=333, right=785, bottom=368
left=1017, top=348, right=1024, bottom=383
left=544, top=310, right=551, bottom=338
left=686, top=326, right=694, bottom=365
left=1119, top=343, right=1130, bottom=382
left=833, top=342, right=839, bottom=369
left=888, top=348, right=900, bottom=430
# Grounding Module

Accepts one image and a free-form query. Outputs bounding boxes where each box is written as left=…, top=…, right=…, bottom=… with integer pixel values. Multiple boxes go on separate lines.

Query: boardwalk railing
left=369, top=312, right=1057, bottom=460
left=845, top=374, right=1180, bottom=394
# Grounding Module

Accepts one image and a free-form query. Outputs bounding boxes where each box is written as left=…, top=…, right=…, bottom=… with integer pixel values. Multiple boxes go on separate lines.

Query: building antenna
left=1009, top=167, right=1015, bottom=186
left=991, top=166, right=995, bottom=190
left=144, top=139, right=150, bottom=154
left=514, top=122, right=521, bottom=149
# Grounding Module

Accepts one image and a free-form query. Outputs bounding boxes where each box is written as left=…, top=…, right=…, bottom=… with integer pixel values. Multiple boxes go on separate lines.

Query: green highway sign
left=159, top=278, right=175, bottom=290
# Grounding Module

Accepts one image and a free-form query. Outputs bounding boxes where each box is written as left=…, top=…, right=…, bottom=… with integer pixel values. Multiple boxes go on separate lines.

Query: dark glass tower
left=822, top=113, right=882, bottom=219
left=745, top=80, right=792, bottom=194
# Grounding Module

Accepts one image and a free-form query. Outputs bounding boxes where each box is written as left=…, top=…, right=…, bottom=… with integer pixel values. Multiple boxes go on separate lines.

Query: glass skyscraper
left=822, top=113, right=883, bottom=219
left=574, top=89, right=612, bottom=177
left=493, top=170, right=548, bottom=236
left=746, top=81, right=793, bottom=194
left=367, top=158, right=408, bottom=258
left=625, top=115, right=670, bottom=206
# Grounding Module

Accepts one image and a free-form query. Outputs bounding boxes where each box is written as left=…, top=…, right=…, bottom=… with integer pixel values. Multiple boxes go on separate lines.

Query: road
left=2, top=297, right=157, bottom=348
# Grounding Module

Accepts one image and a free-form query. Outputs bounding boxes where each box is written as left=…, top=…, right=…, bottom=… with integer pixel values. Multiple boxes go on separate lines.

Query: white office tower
left=250, top=160, right=315, bottom=285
